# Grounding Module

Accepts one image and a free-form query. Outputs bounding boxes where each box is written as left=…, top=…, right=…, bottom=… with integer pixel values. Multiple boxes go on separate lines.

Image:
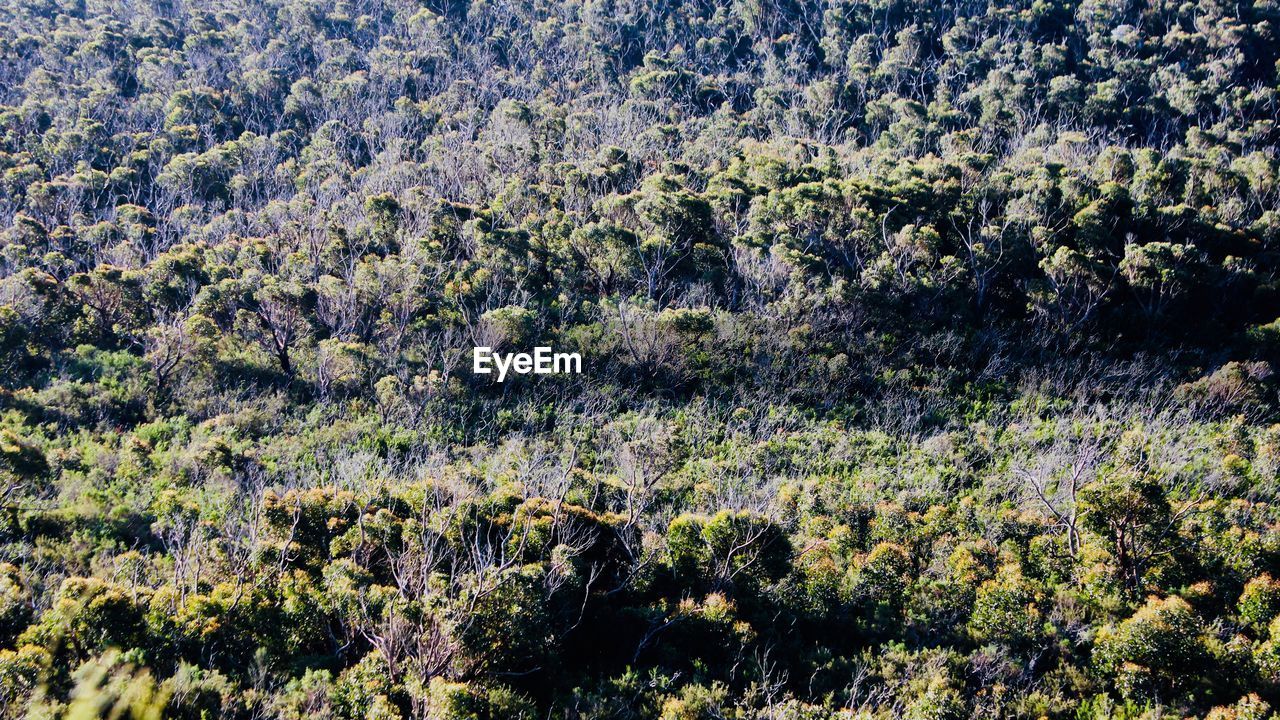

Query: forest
left=1, top=0, right=1280, bottom=716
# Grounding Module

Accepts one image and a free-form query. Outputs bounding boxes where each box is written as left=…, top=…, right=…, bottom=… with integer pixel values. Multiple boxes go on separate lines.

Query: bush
left=1094, top=596, right=1211, bottom=701
left=1239, top=574, right=1280, bottom=632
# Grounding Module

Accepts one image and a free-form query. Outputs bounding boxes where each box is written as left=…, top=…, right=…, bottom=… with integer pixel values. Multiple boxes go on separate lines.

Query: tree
left=1094, top=595, right=1211, bottom=702
left=1080, top=473, right=1187, bottom=592
left=233, top=276, right=308, bottom=376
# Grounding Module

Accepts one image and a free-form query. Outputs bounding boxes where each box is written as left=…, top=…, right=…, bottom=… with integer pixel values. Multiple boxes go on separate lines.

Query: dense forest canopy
left=1, top=0, right=1280, bottom=716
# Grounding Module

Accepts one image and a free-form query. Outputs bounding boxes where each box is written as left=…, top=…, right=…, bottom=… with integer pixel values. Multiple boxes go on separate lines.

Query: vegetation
left=0, top=0, right=1279, bottom=715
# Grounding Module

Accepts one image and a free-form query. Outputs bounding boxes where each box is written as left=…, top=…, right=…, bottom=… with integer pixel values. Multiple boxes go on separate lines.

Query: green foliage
left=1239, top=574, right=1280, bottom=632
left=667, top=510, right=791, bottom=592
left=1094, top=595, right=1212, bottom=702
left=967, top=565, right=1047, bottom=651
left=61, top=652, right=168, bottom=720
left=422, top=677, right=535, bottom=720
left=0, top=0, right=1277, bottom=715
